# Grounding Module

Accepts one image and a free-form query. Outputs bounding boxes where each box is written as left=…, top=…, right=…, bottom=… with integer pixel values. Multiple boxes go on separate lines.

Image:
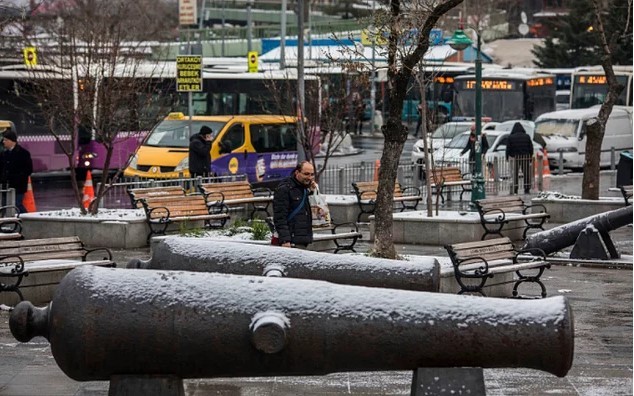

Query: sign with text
left=23, top=47, right=37, bottom=66
left=179, top=0, right=197, bottom=25
left=247, top=51, right=258, bottom=73
left=176, top=56, right=202, bottom=92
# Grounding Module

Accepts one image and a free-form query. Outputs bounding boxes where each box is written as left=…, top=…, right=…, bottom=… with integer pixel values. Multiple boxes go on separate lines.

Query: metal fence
left=102, top=156, right=549, bottom=209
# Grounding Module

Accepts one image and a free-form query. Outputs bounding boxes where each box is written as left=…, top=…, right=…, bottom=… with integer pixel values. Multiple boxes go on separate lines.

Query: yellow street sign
left=23, top=47, right=37, bottom=67
left=176, top=55, right=202, bottom=92
left=247, top=51, right=258, bottom=73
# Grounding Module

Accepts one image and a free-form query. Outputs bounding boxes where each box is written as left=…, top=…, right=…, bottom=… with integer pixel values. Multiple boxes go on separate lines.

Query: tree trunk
left=372, top=118, right=408, bottom=259
left=581, top=119, right=603, bottom=199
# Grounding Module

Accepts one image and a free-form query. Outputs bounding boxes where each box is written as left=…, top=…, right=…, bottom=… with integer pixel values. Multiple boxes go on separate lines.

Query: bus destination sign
left=526, top=77, right=554, bottom=87
left=465, top=80, right=515, bottom=90
left=176, top=56, right=202, bottom=92
left=578, top=75, right=607, bottom=84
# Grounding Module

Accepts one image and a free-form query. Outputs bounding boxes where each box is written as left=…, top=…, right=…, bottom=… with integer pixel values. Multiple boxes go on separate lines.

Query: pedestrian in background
left=0, top=129, right=33, bottom=214
left=272, top=161, right=316, bottom=249
left=189, top=125, right=213, bottom=178
left=461, top=126, right=489, bottom=174
left=506, top=122, right=534, bottom=194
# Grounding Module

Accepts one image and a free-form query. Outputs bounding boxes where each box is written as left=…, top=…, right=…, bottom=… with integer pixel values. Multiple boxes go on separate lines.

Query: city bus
left=0, top=62, right=319, bottom=175
left=569, top=66, right=633, bottom=109
left=452, top=71, right=557, bottom=122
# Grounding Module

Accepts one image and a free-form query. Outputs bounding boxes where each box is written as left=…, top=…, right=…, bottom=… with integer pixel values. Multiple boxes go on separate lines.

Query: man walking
left=0, top=129, right=33, bottom=213
left=506, top=122, right=534, bottom=194
left=273, top=161, right=316, bottom=248
left=189, top=126, right=213, bottom=178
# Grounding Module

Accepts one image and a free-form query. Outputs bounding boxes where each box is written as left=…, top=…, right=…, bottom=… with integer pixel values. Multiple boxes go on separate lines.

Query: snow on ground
left=21, top=208, right=146, bottom=221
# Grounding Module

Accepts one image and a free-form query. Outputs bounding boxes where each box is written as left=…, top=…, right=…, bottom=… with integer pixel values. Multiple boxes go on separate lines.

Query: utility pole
left=280, top=0, right=287, bottom=69
left=246, top=0, right=253, bottom=52
left=297, top=0, right=305, bottom=161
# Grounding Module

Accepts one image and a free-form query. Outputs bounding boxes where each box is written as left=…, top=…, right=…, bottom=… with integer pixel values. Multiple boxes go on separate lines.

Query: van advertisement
left=211, top=151, right=298, bottom=183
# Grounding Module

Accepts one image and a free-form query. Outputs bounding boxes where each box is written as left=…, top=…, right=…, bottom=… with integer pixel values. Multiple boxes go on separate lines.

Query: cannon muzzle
left=129, top=238, right=440, bottom=292
left=11, top=266, right=574, bottom=381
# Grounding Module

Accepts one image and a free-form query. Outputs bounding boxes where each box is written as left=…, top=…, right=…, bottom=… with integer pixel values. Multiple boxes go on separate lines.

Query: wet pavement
left=0, top=222, right=631, bottom=395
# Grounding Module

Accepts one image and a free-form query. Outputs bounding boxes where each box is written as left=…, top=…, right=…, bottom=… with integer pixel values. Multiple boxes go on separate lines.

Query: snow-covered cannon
left=11, top=266, right=574, bottom=387
left=128, top=238, right=440, bottom=292
left=523, top=205, right=632, bottom=256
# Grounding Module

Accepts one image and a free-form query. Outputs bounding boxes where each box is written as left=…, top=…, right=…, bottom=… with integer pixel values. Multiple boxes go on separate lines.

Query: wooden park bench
left=476, top=195, right=549, bottom=240
left=444, top=237, right=550, bottom=298
left=0, top=236, right=115, bottom=302
left=351, top=181, right=422, bottom=223
left=429, top=167, right=471, bottom=203
left=620, top=185, right=632, bottom=206
left=140, top=195, right=230, bottom=243
left=265, top=217, right=362, bottom=254
left=127, top=186, right=187, bottom=208
left=199, top=180, right=273, bottom=219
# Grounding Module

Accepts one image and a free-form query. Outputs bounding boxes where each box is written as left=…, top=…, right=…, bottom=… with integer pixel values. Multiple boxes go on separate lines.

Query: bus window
left=278, top=124, right=297, bottom=151
left=220, top=123, right=244, bottom=153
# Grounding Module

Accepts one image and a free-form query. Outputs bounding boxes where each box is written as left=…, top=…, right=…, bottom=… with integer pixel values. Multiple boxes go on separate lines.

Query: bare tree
left=581, top=0, right=630, bottom=199
left=18, top=0, right=176, bottom=214
left=371, top=0, right=464, bottom=259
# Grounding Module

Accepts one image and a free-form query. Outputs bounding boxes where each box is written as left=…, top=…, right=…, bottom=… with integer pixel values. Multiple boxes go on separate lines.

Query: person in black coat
left=505, top=122, right=534, bottom=194
left=460, top=127, right=489, bottom=174
left=0, top=129, right=33, bottom=214
left=189, top=126, right=213, bottom=178
left=273, top=161, right=316, bottom=248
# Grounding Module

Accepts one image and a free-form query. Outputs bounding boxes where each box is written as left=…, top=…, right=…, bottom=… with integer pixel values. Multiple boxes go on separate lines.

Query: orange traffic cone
left=22, top=176, right=36, bottom=212
left=542, top=149, right=551, bottom=177
left=82, top=171, right=95, bottom=209
left=373, top=159, right=381, bottom=181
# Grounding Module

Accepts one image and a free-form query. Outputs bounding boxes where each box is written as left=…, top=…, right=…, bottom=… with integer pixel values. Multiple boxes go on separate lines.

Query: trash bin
left=616, top=150, right=633, bottom=187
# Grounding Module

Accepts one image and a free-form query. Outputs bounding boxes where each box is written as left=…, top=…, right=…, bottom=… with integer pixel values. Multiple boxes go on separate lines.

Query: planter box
left=20, top=210, right=149, bottom=248
left=532, top=196, right=625, bottom=223
left=370, top=210, right=524, bottom=245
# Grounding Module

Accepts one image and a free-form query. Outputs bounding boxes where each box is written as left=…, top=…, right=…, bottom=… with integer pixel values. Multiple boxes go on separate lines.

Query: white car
left=411, top=121, right=497, bottom=164
left=432, top=130, right=544, bottom=176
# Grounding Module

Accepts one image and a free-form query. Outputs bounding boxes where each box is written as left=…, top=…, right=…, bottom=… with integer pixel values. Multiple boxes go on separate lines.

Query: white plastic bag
left=309, top=185, right=331, bottom=228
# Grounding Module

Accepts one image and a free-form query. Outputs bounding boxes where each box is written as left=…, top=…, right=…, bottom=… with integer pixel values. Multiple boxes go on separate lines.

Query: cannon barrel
left=128, top=238, right=440, bottom=292
left=11, top=266, right=574, bottom=380
left=523, top=205, right=632, bottom=255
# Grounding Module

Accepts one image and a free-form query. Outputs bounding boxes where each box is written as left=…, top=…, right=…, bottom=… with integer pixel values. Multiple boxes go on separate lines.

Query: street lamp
left=448, top=28, right=485, bottom=203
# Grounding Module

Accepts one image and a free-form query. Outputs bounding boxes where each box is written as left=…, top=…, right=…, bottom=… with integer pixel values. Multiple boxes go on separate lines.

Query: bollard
left=11, top=266, right=574, bottom=384
left=128, top=239, right=440, bottom=292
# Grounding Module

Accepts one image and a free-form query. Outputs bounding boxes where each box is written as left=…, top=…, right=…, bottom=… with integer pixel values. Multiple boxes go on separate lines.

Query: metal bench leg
left=0, top=273, right=27, bottom=302
left=333, top=236, right=359, bottom=254
left=512, top=266, right=549, bottom=298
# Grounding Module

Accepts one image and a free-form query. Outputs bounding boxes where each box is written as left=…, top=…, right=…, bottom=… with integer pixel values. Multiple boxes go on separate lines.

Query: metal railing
left=101, top=156, right=547, bottom=209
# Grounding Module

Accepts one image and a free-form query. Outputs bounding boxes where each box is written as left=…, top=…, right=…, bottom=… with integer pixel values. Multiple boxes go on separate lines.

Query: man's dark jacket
left=505, top=123, right=533, bottom=159
left=0, top=144, right=32, bottom=193
left=189, top=133, right=212, bottom=175
left=273, top=176, right=313, bottom=246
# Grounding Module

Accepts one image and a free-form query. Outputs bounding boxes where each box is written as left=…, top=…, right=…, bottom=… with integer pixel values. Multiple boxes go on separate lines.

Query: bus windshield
left=534, top=119, right=579, bottom=138
left=144, top=120, right=227, bottom=148
left=571, top=75, right=630, bottom=108
left=454, top=90, right=524, bottom=121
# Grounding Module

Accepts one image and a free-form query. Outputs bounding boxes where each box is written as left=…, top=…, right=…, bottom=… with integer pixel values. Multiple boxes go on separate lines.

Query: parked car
left=411, top=120, right=496, bottom=164
left=433, top=130, right=544, bottom=176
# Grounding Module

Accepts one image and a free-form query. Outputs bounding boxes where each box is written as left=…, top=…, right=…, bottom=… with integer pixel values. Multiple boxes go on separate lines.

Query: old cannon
left=11, top=266, right=573, bottom=394
left=523, top=205, right=632, bottom=257
left=128, top=238, right=440, bottom=292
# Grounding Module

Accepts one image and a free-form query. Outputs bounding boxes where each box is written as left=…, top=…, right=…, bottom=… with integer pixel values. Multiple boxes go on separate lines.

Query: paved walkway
left=0, top=222, right=631, bottom=395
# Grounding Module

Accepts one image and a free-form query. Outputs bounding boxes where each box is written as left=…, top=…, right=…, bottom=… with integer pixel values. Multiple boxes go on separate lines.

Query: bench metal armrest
left=401, top=186, right=422, bottom=197
left=515, top=247, right=547, bottom=263
left=523, top=203, right=548, bottom=214
left=480, top=208, right=506, bottom=223
left=0, top=205, right=20, bottom=217
left=252, top=187, right=273, bottom=197
left=456, top=256, right=490, bottom=277
left=207, top=202, right=229, bottom=216
left=0, top=255, right=26, bottom=274
left=203, top=191, right=225, bottom=206
left=331, top=222, right=359, bottom=234
left=83, top=247, right=114, bottom=261
left=359, top=191, right=377, bottom=202
left=0, top=218, right=22, bottom=234
left=147, top=206, right=171, bottom=223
